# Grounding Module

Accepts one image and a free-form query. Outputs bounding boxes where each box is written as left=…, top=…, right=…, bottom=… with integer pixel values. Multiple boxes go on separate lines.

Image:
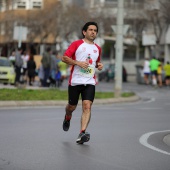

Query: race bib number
left=79, top=66, right=95, bottom=78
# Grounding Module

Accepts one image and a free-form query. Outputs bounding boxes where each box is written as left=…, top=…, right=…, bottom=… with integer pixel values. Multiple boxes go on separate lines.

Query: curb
left=0, top=95, right=140, bottom=108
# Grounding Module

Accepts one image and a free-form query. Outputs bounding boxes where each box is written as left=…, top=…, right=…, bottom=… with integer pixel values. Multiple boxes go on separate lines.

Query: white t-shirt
left=22, top=55, right=29, bottom=68
left=64, top=39, right=101, bottom=86
left=9, top=55, right=15, bottom=62
left=143, top=60, right=150, bottom=73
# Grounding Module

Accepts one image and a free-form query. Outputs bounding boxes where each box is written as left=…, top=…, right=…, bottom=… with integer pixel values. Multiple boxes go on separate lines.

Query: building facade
left=1, top=0, right=170, bottom=75
left=0, top=0, right=60, bottom=56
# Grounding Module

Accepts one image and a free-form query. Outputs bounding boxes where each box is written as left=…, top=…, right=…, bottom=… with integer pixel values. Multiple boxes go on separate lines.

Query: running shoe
left=76, top=132, right=90, bottom=144
left=63, top=116, right=70, bottom=131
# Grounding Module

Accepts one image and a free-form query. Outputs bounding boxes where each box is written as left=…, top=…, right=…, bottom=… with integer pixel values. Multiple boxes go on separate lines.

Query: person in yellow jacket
left=157, top=60, right=163, bottom=87
left=164, top=61, right=170, bottom=86
left=58, top=60, right=68, bottom=83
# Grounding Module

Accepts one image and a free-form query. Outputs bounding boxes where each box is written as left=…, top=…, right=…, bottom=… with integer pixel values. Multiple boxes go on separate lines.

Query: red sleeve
left=64, top=40, right=83, bottom=59
left=95, top=44, right=101, bottom=63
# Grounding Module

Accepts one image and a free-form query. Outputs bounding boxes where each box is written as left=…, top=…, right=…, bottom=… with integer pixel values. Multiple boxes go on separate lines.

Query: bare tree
left=159, top=0, right=170, bottom=25
left=144, top=0, right=170, bottom=58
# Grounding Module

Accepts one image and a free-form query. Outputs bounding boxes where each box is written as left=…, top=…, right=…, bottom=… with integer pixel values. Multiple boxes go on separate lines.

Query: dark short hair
left=18, top=47, right=22, bottom=51
left=29, top=54, right=34, bottom=60
left=82, top=22, right=98, bottom=38
left=46, top=47, right=51, bottom=52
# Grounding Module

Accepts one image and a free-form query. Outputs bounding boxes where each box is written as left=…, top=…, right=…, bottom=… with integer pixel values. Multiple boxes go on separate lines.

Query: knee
left=66, top=104, right=76, bottom=112
left=83, top=101, right=92, bottom=112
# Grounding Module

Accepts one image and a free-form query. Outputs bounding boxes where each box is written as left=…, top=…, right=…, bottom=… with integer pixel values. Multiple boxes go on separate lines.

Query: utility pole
left=114, top=0, right=124, bottom=98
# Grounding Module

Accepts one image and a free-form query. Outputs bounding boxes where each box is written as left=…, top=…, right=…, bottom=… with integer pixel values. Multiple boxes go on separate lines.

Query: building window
left=0, top=23, right=5, bottom=35
left=105, top=0, right=117, bottom=2
left=17, top=0, right=26, bottom=9
left=32, top=1, right=42, bottom=9
left=0, top=0, right=6, bottom=11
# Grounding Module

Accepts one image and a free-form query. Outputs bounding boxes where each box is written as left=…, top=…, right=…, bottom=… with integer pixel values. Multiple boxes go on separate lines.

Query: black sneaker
left=76, top=132, right=90, bottom=144
left=63, top=116, right=70, bottom=131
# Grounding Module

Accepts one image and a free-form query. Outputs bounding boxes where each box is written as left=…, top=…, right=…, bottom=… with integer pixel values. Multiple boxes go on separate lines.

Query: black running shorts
left=68, top=85, right=95, bottom=105
left=151, top=70, right=157, bottom=76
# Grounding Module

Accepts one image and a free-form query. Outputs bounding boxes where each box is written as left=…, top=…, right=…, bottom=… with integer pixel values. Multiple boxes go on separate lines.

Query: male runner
left=62, top=21, right=103, bottom=144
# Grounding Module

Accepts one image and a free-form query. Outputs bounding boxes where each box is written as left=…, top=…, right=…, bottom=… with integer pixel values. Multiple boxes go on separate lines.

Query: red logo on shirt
left=93, top=50, right=97, bottom=53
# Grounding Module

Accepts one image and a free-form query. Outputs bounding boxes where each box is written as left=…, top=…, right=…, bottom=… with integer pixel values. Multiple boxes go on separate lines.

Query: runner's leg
left=65, top=104, right=76, bottom=119
left=63, top=85, right=80, bottom=131
left=80, top=85, right=95, bottom=132
left=81, top=100, right=92, bottom=131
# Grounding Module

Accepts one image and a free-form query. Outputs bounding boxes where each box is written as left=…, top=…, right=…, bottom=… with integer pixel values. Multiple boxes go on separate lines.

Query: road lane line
left=139, top=130, right=170, bottom=156
left=139, top=108, right=162, bottom=110
left=145, top=97, right=155, bottom=103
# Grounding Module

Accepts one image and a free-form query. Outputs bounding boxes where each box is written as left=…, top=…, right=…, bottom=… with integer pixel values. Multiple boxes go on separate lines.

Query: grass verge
left=0, top=89, right=135, bottom=101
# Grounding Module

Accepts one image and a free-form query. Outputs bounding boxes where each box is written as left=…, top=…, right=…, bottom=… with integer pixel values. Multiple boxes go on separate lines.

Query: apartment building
left=71, top=0, right=170, bottom=79
left=0, top=0, right=43, bottom=10
left=0, top=0, right=60, bottom=56
left=1, top=0, right=169, bottom=66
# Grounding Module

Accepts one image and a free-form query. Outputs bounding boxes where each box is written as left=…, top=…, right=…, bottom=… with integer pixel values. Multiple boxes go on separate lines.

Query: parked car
left=98, top=63, right=127, bottom=82
left=0, top=56, right=16, bottom=84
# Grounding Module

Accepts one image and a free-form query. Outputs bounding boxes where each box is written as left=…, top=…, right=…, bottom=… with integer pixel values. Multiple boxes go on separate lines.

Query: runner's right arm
left=61, top=56, right=89, bottom=70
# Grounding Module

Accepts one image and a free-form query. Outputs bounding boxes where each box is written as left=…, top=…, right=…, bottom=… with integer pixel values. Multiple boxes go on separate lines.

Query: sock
left=65, top=115, right=71, bottom=121
left=80, top=130, right=85, bottom=133
left=153, top=79, right=157, bottom=85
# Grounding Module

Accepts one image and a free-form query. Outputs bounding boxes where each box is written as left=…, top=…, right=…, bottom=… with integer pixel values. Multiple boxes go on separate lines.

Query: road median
left=0, top=95, right=140, bottom=108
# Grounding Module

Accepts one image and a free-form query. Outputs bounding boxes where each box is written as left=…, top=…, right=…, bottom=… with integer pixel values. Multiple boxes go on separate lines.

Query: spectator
left=55, top=66, right=61, bottom=88
left=149, top=56, right=160, bottom=86
left=41, top=47, right=52, bottom=87
left=143, top=58, right=150, bottom=85
left=15, top=48, right=23, bottom=86
left=38, top=64, right=44, bottom=87
left=21, top=51, right=29, bottom=83
left=8, top=51, right=16, bottom=66
left=157, top=59, right=163, bottom=87
left=163, top=61, right=170, bottom=87
left=27, top=54, right=36, bottom=86
left=50, top=51, right=57, bottom=81
left=58, top=60, right=68, bottom=83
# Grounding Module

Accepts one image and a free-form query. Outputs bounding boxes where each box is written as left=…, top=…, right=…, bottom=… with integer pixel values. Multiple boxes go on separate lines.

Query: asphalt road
left=0, top=82, right=170, bottom=170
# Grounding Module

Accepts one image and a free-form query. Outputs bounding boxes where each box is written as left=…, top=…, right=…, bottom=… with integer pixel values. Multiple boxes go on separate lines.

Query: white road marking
left=145, top=97, right=155, bottom=103
left=140, top=108, right=162, bottom=110
left=139, top=130, right=170, bottom=156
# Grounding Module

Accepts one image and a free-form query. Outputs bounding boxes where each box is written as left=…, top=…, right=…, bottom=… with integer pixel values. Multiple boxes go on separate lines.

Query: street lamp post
left=114, top=0, right=124, bottom=98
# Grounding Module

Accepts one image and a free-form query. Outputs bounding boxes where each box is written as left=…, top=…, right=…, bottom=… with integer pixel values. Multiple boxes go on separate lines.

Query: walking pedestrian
left=149, top=56, right=160, bottom=86
left=143, top=58, right=150, bottom=85
left=62, top=22, right=103, bottom=144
